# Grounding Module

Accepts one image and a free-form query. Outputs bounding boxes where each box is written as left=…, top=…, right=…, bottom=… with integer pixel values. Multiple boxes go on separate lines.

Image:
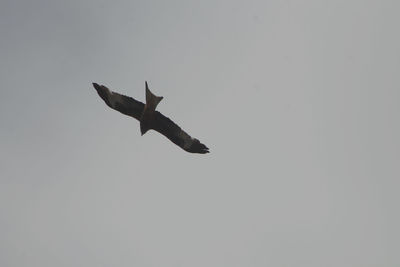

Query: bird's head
left=140, top=122, right=150, bottom=136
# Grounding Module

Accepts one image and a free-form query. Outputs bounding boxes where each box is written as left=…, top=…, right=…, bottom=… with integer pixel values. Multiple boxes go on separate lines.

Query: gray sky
left=1, top=0, right=399, bottom=266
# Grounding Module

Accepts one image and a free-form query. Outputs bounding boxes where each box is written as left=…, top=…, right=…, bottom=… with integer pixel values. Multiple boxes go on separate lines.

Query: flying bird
left=92, top=82, right=209, bottom=154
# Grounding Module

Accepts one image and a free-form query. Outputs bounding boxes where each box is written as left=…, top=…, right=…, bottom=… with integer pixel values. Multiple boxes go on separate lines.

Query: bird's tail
left=145, top=81, right=163, bottom=111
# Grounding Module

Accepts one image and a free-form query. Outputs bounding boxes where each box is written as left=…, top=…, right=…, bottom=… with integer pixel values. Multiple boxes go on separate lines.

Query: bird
left=92, top=82, right=209, bottom=154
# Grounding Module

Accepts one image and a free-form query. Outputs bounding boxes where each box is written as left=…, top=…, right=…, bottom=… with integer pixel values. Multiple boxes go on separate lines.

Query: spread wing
left=93, top=83, right=144, bottom=120
left=152, top=111, right=209, bottom=154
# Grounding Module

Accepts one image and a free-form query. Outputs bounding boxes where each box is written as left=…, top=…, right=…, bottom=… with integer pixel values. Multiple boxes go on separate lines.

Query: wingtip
left=201, top=143, right=210, bottom=154
left=92, top=82, right=100, bottom=89
left=190, top=140, right=210, bottom=154
left=201, top=144, right=210, bottom=154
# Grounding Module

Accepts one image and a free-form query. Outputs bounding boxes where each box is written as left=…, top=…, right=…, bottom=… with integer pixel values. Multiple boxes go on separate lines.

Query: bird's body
left=92, top=82, right=209, bottom=154
left=140, top=83, right=163, bottom=135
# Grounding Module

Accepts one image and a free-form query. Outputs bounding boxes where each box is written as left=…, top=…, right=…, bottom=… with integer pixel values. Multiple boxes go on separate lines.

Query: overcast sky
left=1, top=0, right=399, bottom=266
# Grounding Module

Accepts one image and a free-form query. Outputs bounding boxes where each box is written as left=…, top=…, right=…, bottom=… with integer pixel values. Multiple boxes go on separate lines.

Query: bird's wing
left=93, top=83, right=144, bottom=120
left=152, top=111, right=209, bottom=154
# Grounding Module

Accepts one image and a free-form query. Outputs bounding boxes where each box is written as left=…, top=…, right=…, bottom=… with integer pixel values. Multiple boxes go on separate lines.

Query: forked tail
left=145, top=81, right=163, bottom=111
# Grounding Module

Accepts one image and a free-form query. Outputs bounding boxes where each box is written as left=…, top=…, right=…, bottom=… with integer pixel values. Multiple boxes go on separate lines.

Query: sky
left=1, top=0, right=399, bottom=266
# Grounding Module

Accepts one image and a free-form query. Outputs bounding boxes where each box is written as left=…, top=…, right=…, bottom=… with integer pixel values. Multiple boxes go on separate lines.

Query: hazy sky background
left=1, top=0, right=399, bottom=266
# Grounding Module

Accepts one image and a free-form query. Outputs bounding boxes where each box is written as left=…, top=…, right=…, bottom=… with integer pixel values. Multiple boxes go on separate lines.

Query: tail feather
left=145, top=81, right=163, bottom=110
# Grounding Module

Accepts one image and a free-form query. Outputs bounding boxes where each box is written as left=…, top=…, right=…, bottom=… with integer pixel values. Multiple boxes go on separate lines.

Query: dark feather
left=152, top=111, right=209, bottom=154
left=93, top=83, right=144, bottom=121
